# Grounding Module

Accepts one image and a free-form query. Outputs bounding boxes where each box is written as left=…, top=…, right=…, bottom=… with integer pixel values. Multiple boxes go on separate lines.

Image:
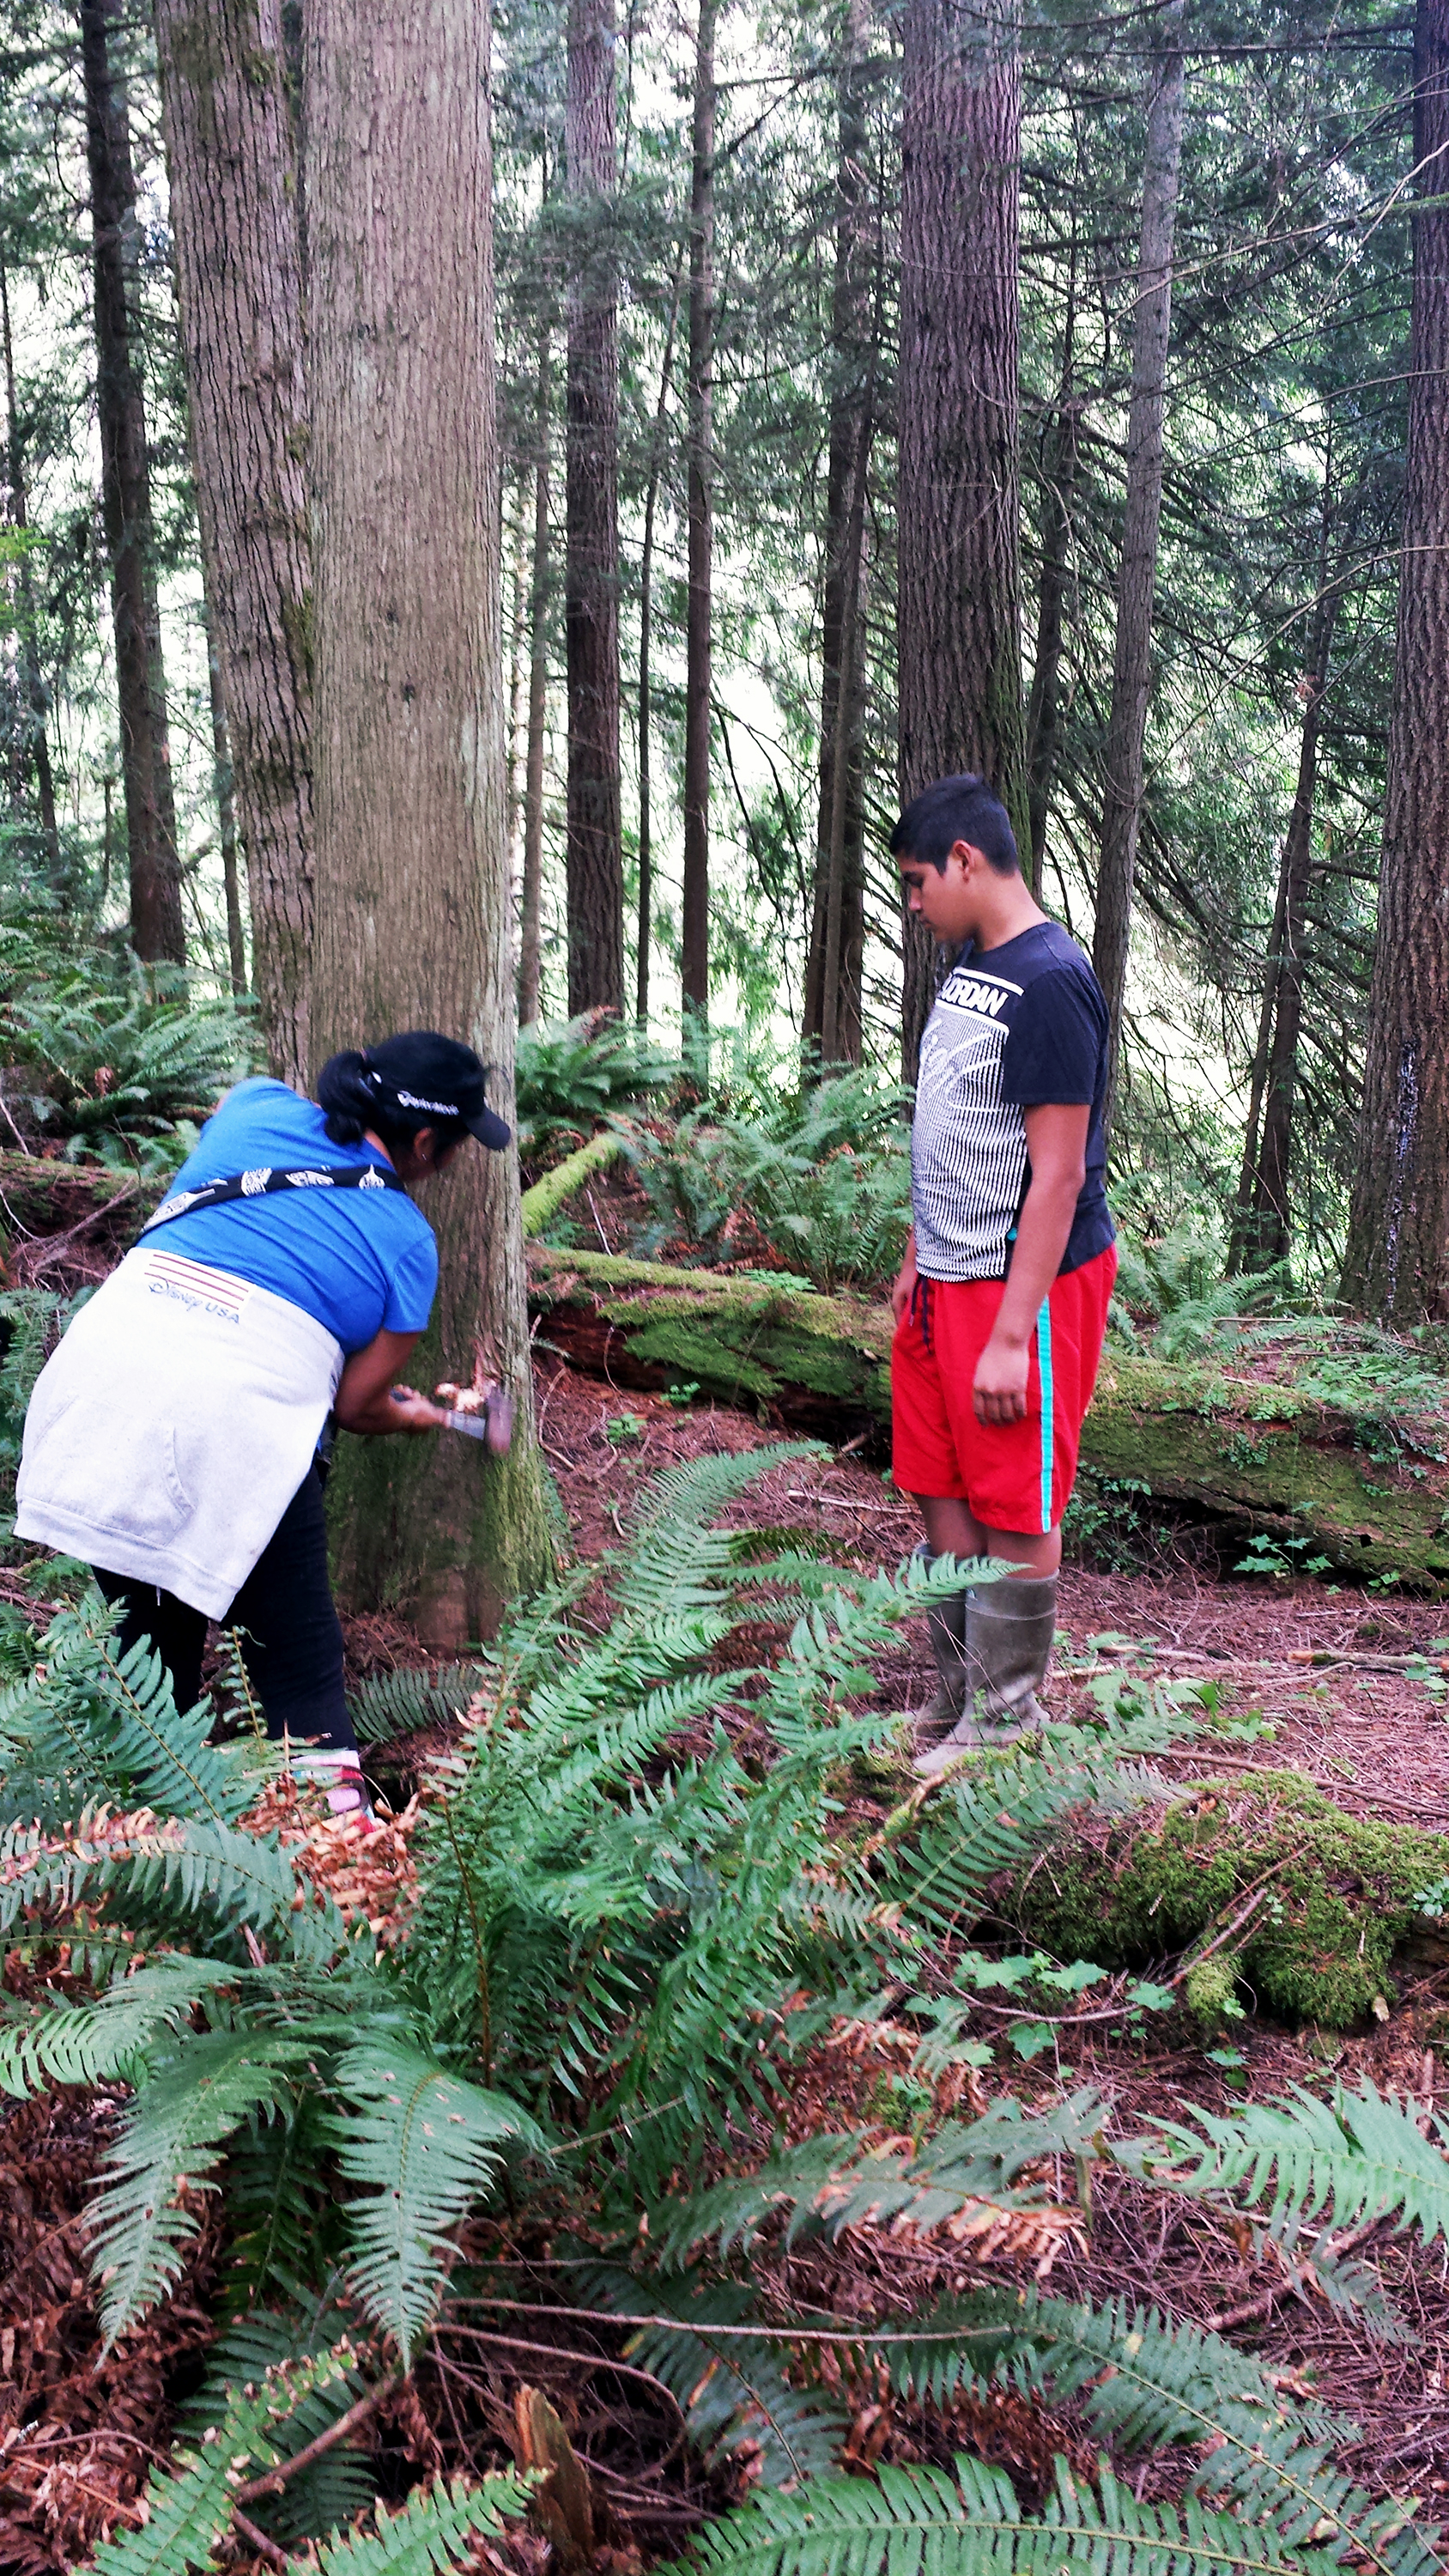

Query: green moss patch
left=1002, top=1769, right=1449, bottom=2029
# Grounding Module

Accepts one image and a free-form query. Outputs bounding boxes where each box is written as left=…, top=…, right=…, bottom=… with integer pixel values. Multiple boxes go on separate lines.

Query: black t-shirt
left=911, top=919, right=1114, bottom=1281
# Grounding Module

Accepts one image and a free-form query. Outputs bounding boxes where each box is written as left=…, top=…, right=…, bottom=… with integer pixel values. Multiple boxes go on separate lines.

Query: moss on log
left=520, top=1133, right=627, bottom=1240
left=0, top=1154, right=165, bottom=1273
left=999, top=1767, right=1449, bottom=2030
left=527, top=1244, right=1449, bottom=1590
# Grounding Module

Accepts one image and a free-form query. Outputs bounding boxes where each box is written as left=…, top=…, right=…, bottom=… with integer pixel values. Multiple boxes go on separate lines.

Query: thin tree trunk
left=897, top=0, right=1025, bottom=1082
left=1229, top=461, right=1338, bottom=1278
left=1024, top=239, right=1080, bottom=900
left=518, top=332, right=551, bottom=1030
left=636, top=257, right=683, bottom=1028
left=81, top=0, right=185, bottom=966
left=205, top=617, right=247, bottom=994
left=1091, top=3, right=1186, bottom=1133
left=0, top=258, right=60, bottom=874
left=1342, top=0, right=1449, bottom=1323
left=565, top=0, right=624, bottom=1014
left=155, top=0, right=314, bottom=1081
left=681, top=0, right=718, bottom=1024
left=820, top=404, right=871, bottom=1066
left=306, top=0, right=554, bottom=1639
left=805, top=0, right=871, bottom=1067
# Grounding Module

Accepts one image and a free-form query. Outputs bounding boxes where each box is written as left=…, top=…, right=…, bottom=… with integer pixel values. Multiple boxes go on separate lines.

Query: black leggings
left=94, top=1465, right=356, bottom=1753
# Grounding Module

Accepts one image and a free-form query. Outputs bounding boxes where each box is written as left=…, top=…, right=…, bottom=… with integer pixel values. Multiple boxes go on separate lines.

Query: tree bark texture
left=1342, top=0, right=1449, bottom=1326
left=155, top=0, right=315, bottom=1079
left=1091, top=6, right=1186, bottom=1132
left=305, top=0, right=554, bottom=1641
left=1024, top=239, right=1081, bottom=900
left=518, top=334, right=551, bottom=1030
left=804, top=0, right=871, bottom=1068
left=897, top=0, right=1026, bottom=1081
left=81, top=0, right=185, bottom=967
left=206, top=622, right=248, bottom=995
left=565, top=0, right=624, bottom=1015
left=0, top=257, right=60, bottom=872
left=682, top=0, right=718, bottom=1022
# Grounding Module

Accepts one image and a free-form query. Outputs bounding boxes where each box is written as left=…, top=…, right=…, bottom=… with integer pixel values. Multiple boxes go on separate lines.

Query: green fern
left=349, top=1662, right=485, bottom=1747
left=579, top=2263, right=850, bottom=2485
left=1149, top=2081, right=1449, bottom=2244
left=183, top=2305, right=376, bottom=2548
left=81, top=2348, right=353, bottom=2576
left=0, top=1954, right=242, bottom=2094
left=330, top=2043, right=545, bottom=2359
left=675, top=2454, right=1355, bottom=2575
left=309, top=2473, right=535, bottom=2574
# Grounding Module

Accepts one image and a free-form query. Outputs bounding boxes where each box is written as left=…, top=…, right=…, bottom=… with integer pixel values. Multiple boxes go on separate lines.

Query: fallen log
left=526, top=1243, right=1449, bottom=1592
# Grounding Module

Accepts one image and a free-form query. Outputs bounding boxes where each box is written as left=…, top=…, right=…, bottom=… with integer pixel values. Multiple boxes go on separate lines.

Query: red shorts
left=891, top=1243, right=1117, bottom=1535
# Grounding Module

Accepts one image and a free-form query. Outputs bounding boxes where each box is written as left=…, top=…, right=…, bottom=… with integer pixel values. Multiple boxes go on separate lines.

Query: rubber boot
left=912, top=1574, right=1058, bottom=1780
left=910, top=1543, right=971, bottom=1759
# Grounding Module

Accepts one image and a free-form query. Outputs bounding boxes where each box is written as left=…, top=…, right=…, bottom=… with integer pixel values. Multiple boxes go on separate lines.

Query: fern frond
left=184, top=2303, right=375, bottom=2548
left=678, top=2454, right=1350, bottom=2575
left=0, top=1810, right=348, bottom=1964
left=578, top=2263, right=849, bottom=2487
left=88, top=2030, right=312, bottom=2346
left=330, top=2043, right=546, bottom=2359
left=81, top=2348, right=352, bottom=2576
left=350, top=1663, right=484, bottom=1747
left=311, top=2471, right=534, bottom=2574
left=0, top=1955, right=240, bottom=2096
left=1149, top=2080, right=1449, bottom=2245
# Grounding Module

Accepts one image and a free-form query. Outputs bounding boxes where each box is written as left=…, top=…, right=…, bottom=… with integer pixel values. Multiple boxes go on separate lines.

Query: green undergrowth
left=1003, top=1767, right=1449, bottom=2028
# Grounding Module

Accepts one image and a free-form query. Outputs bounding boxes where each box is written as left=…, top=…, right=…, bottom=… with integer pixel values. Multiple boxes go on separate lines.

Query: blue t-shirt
left=152, top=1078, right=439, bottom=1353
left=912, top=920, right=1114, bottom=1282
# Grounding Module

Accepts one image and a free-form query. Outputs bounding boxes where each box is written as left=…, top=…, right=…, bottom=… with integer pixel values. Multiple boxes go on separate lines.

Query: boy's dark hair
left=889, top=774, right=1020, bottom=876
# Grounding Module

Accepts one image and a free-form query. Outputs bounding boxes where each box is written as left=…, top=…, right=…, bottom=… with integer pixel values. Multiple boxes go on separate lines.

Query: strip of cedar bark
left=527, top=1242, right=1449, bottom=1591
left=155, top=0, right=314, bottom=1084
left=306, top=0, right=553, bottom=1643
left=1091, top=4, right=1186, bottom=1132
left=565, top=0, right=625, bottom=1014
left=897, top=0, right=1027, bottom=1081
left=81, top=0, right=185, bottom=968
left=1342, top=0, right=1449, bottom=1327
left=681, top=0, right=718, bottom=1023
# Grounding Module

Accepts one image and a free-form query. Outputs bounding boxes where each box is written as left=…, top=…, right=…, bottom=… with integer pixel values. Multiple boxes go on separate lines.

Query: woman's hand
left=335, top=1329, right=446, bottom=1436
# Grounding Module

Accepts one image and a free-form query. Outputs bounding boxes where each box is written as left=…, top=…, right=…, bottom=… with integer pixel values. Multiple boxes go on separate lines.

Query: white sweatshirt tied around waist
left=15, top=1243, right=343, bottom=1618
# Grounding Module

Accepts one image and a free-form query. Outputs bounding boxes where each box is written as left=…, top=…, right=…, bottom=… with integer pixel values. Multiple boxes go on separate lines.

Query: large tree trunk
left=518, top=331, right=552, bottom=1030
left=804, top=0, right=871, bottom=1068
left=681, top=0, right=718, bottom=1025
left=155, top=0, right=314, bottom=1082
left=1024, top=245, right=1081, bottom=900
left=305, top=0, right=555, bottom=1643
left=1091, top=5, right=1186, bottom=1132
left=897, top=0, right=1026, bottom=1082
left=81, top=0, right=185, bottom=968
left=564, top=0, right=624, bottom=1015
left=0, top=258, right=60, bottom=877
left=636, top=260, right=683, bottom=1028
left=1342, top=0, right=1449, bottom=1327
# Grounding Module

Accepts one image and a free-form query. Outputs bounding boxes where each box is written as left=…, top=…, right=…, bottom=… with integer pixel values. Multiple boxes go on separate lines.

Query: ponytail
left=316, top=1050, right=382, bottom=1146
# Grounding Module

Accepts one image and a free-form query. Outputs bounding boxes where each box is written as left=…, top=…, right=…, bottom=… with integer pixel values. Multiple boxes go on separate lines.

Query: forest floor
left=8, top=1329, right=1449, bottom=2568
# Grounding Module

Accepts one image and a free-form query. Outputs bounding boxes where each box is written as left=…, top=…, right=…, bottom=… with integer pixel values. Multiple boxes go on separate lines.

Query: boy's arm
left=973, top=1103, right=1089, bottom=1425
left=890, top=1225, right=918, bottom=1327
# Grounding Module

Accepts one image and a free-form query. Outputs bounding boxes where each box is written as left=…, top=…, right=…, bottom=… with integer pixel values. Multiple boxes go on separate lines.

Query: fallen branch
left=234, top=2370, right=402, bottom=2505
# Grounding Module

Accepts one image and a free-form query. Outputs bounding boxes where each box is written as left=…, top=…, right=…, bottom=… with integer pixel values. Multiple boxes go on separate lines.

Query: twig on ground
left=234, top=2373, right=402, bottom=2504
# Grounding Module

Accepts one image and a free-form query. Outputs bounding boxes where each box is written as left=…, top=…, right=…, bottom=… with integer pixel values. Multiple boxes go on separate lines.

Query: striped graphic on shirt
left=912, top=959, right=1028, bottom=1282
left=1036, top=1298, right=1055, bottom=1535
left=142, top=1249, right=252, bottom=1316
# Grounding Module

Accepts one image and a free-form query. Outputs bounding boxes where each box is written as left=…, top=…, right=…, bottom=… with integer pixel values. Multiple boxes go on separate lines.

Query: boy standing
left=889, top=775, right=1117, bottom=1773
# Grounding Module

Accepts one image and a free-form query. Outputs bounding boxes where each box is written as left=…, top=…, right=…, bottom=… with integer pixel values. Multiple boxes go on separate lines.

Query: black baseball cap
left=362, top=1032, right=512, bottom=1151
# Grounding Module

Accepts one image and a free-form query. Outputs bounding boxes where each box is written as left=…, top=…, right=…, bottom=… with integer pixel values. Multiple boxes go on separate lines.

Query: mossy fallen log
left=998, top=1767, right=1449, bottom=2030
left=0, top=1153, right=166, bottom=1275
left=520, top=1132, right=627, bottom=1240
left=526, top=1243, right=1449, bottom=1590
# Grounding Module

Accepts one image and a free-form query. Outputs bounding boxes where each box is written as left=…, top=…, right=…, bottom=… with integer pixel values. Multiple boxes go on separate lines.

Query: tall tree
left=1091, top=3, right=1187, bottom=1128
left=0, top=252, right=59, bottom=872
left=803, top=0, right=872, bottom=1067
left=681, top=0, right=718, bottom=1025
left=564, top=0, right=624, bottom=1013
left=518, top=328, right=551, bottom=1030
left=81, top=0, right=185, bottom=965
left=1342, top=0, right=1449, bottom=1325
left=897, top=0, right=1025, bottom=1080
left=635, top=259, right=682, bottom=1028
left=1023, top=215, right=1082, bottom=900
left=155, top=0, right=314, bottom=1083
left=306, top=0, right=554, bottom=1639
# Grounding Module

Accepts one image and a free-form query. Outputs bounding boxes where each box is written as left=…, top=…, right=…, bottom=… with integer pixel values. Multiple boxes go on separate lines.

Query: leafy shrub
left=1, top=957, right=252, bottom=1163
left=515, top=1008, right=676, bottom=1156
left=3, top=1456, right=1447, bottom=2569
